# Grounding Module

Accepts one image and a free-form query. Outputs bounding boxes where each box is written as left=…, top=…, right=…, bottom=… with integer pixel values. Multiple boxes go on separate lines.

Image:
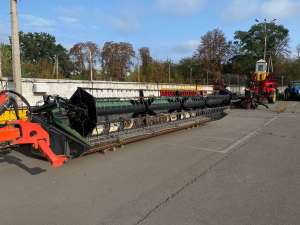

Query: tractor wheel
left=268, top=92, right=276, bottom=104
left=285, top=92, right=290, bottom=101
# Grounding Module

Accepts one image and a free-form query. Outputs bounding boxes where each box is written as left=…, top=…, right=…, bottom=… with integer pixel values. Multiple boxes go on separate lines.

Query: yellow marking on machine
left=255, top=72, right=269, bottom=81
left=0, top=109, right=28, bottom=124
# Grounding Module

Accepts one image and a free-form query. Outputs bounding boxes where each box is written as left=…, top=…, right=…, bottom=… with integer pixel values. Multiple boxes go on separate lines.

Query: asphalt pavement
left=0, top=101, right=299, bottom=225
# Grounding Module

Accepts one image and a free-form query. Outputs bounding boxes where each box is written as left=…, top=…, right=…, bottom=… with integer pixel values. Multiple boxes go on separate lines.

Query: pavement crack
left=133, top=149, right=238, bottom=225
left=133, top=115, right=280, bottom=225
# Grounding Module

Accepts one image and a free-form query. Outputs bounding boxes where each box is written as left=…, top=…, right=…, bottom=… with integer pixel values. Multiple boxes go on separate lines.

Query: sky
left=0, top=0, right=300, bottom=61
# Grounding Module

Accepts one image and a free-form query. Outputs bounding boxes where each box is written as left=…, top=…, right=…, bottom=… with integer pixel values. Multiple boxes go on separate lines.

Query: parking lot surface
left=0, top=102, right=299, bottom=225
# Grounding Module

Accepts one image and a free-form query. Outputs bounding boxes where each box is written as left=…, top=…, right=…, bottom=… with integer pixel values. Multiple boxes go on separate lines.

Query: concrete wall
left=1, top=78, right=214, bottom=105
left=228, top=85, right=287, bottom=95
left=1, top=78, right=287, bottom=106
left=227, top=85, right=245, bottom=95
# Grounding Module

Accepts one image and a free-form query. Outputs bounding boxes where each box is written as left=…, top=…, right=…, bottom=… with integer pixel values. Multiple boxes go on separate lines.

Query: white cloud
left=57, top=6, right=84, bottom=18
left=58, top=16, right=79, bottom=24
left=108, top=13, right=141, bottom=35
left=223, top=0, right=300, bottom=21
left=91, top=7, right=142, bottom=35
left=112, top=19, right=139, bottom=34
left=20, top=14, right=55, bottom=30
left=261, top=0, right=300, bottom=18
left=222, top=0, right=259, bottom=20
left=170, top=39, right=199, bottom=54
left=155, top=0, right=205, bottom=15
left=56, top=6, right=84, bottom=26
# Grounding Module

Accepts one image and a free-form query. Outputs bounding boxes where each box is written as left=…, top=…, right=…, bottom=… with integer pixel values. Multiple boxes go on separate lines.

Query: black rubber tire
left=268, top=92, right=276, bottom=104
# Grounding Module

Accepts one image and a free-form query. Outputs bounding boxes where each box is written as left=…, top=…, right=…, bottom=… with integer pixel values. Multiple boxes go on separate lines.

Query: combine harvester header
left=0, top=89, right=230, bottom=168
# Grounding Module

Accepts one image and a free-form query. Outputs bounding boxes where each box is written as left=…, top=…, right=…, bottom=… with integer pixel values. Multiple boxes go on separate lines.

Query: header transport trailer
left=0, top=88, right=231, bottom=168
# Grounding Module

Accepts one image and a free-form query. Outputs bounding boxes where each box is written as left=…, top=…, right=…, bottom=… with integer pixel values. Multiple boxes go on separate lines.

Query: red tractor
left=248, top=59, right=277, bottom=104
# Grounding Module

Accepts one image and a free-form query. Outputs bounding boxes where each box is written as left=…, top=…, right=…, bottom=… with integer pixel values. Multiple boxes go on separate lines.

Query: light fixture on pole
left=255, top=18, right=276, bottom=61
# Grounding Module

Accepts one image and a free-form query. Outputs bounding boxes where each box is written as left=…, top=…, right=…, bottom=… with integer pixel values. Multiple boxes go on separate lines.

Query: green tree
left=0, top=44, right=12, bottom=77
left=279, top=58, right=300, bottom=82
left=231, top=22, right=290, bottom=77
left=149, top=60, right=168, bottom=83
left=234, top=22, right=289, bottom=59
left=69, top=42, right=100, bottom=79
left=101, top=42, right=135, bottom=81
left=18, top=32, right=72, bottom=78
left=56, top=44, right=73, bottom=78
left=230, top=53, right=257, bottom=76
left=139, top=47, right=152, bottom=82
left=175, top=57, right=203, bottom=83
left=19, top=32, right=56, bottom=64
left=194, top=28, right=230, bottom=81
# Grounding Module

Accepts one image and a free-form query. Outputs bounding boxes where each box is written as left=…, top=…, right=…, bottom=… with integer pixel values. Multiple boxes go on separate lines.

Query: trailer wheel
left=268, top=92, right=276, bottom=104
left=285, top=92, right=290, bottom=101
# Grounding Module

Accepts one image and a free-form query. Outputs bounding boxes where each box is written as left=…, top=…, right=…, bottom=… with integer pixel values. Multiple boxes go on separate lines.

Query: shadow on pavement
left=0, top=152, right=46, bottom=175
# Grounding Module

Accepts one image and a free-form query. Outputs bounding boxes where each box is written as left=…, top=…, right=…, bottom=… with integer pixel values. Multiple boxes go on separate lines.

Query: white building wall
left=1, top=78, right=216, bottom=105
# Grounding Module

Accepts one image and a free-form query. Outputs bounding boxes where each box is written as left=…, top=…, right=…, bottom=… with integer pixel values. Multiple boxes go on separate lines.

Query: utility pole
left=168, top=62, right=171, bottom=83
left=255, top=18, right=276, bottom=60
left=190, top=67, right=193, bottom=84
left=10, top=0, right=22, bottom=94
left=281, top=75, right=284, bottom=92
left=297, top=44, right=300, bottom=59
left=237, top=74, right=240, bottom=94
left=263, top=19, right=267, bottom=61
left=55, top=55, right=59, bottom=79
left=206, top=71, right=209, bottom=85
left=0, top=42, right=2, bottom=79
left=89, top=50, right=93, bottom=81
left=137, top=56, right=140, bottom=82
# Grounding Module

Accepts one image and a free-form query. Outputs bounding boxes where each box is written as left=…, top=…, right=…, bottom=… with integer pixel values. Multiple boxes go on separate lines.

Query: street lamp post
left=255, top=18, right=276, bottom=61
left=10, top=0, right=22, bottom=94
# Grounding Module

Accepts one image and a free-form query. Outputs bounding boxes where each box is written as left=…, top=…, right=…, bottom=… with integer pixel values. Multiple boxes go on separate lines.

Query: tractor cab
left=255, top=59, right=268, bottom=81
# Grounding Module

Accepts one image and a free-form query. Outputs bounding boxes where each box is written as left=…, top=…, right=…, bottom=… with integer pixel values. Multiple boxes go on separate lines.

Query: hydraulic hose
left=0, top=90, right=32, bottom=119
